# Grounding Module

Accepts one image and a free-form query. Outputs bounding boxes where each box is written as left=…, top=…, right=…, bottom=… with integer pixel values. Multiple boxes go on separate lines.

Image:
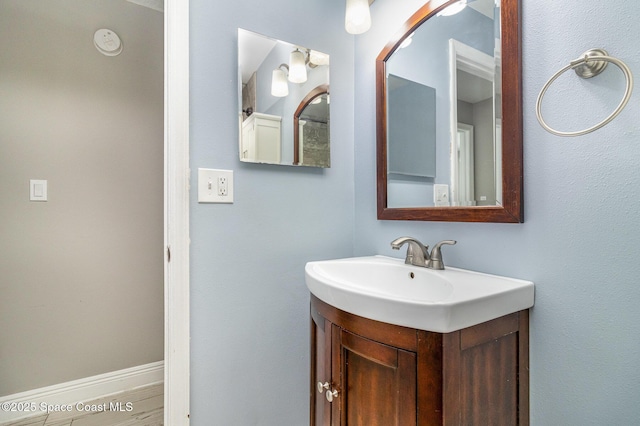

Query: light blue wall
left=190, top=0, right=640, bottom=424
left=354, top=0, right=640, bottom=424
left=189, top=0, right=354, bottom=424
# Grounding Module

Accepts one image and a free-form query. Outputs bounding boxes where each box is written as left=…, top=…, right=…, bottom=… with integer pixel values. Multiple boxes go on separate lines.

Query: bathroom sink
left=305, top=255, right=534, bottom=333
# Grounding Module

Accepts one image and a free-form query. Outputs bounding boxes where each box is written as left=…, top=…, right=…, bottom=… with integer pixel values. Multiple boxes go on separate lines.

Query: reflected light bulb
left=437, top=0, right=468, bottom=17
left=288, top=49, right=307, bottom=83
left=399, top=34, right=414, bottom=49
left=271, top=68, right=288, bottom=97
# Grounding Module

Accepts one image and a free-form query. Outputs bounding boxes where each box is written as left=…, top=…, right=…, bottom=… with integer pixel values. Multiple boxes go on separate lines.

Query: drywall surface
left=0, top=0, right=163, bottom=396
left=189, top=0, right=355, bottom=423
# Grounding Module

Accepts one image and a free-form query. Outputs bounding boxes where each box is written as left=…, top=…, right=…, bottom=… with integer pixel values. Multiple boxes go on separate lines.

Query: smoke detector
left=94, top=29, right=123, bottom=56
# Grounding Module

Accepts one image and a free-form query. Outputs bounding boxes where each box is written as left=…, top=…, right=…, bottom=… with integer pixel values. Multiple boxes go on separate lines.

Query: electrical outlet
left=198, top=168, right=233, bottom=203
left=218, top=176, right=228, bottom=196
left=434, top=184, right=450, bottom=207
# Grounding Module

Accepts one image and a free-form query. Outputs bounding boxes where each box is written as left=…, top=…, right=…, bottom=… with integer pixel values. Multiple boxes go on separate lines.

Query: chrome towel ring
left=536, top=49, right=634, bottom=137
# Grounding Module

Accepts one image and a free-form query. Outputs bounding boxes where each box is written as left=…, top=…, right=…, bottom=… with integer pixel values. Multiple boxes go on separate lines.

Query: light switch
left=30, top=179, right=48, bottom=202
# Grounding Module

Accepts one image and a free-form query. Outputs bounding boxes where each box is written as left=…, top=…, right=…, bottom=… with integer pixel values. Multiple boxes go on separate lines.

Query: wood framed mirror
left=376, top=0, right=523, bottom=222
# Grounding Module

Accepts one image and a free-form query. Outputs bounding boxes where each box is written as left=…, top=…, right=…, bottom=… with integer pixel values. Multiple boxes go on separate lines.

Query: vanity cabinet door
left=334, top=327, right=417, bottom=426
left=311, top=309, right=331, bottom=426
left=311, top=309, right=418, bottom=426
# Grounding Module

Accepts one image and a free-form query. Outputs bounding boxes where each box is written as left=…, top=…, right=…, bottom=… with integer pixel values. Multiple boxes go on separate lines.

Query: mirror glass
left=377, top=0, right=523, bottom=222
left=238, top=28, right=330, bottom=167
left=294, top=85, right=330, bottom=167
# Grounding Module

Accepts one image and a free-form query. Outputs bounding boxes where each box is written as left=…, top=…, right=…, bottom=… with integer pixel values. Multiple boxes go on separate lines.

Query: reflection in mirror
left=449, top=38, right=500, bottom=207
left=385, top=0, right=498, bottom=208
left=294, top=85, right=330, bottom=167
left=388, top=75, right=436, bottom=179
left=238, top=29, right=330, bottom=167
left=377, top=0, right=522, bottom=222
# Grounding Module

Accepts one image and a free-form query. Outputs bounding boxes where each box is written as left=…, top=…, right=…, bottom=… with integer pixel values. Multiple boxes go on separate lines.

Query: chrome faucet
left=390, top=237, right=429, bottom=267
left=390, top=237, right=457, bottom=270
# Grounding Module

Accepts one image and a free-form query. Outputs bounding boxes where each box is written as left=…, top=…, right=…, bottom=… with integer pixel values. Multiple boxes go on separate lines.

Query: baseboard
left=0, top=361, right=164, bottom=423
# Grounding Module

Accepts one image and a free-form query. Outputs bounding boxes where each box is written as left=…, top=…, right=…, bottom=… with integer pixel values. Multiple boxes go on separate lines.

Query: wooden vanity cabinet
left=310, top=294, right=529, bottom=426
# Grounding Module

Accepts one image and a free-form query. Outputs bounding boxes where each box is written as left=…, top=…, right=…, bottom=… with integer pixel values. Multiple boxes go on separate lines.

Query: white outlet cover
left=433, top=184, right=450, bottom=207
left=198, top=168, right=233, bottom=203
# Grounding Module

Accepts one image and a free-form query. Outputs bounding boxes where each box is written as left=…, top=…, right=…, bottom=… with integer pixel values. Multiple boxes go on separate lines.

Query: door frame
left=448, top=39, right=494, bottom=209
left=454, top=122, right=475, bottom=206
left=164, top=0, right=190, bottom=424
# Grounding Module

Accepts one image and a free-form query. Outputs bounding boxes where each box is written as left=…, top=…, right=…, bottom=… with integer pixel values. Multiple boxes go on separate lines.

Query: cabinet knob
left=317, top=381, right=330, bottom=393
left=325, top=389, right=339, bottom=402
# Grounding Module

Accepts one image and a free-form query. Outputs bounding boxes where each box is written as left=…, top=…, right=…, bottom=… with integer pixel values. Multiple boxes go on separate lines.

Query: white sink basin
left=305, top=255, right=534, bottom=333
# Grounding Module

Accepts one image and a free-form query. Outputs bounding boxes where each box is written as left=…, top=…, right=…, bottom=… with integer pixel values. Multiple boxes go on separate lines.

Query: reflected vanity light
left=399, top=33, right=414, bottom=49
left=271, top=64, right=289, bottom=97
left=345, top=0, right=372, bottom=34
left=289, top=49, right=308, bottom=83
left=437, top=0, right=467, bottom=17
left=309, top=50, right=330, bottom=67
left=272, top=47, right=324, bottom=96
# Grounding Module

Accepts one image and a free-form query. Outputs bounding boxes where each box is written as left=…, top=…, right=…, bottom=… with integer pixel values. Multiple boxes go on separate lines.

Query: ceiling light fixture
left=345, top=0, right=372, bottom=34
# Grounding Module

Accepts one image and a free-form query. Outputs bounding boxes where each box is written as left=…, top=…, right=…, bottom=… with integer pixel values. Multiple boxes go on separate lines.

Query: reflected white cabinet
left=240, top=112, right=282, bottom=164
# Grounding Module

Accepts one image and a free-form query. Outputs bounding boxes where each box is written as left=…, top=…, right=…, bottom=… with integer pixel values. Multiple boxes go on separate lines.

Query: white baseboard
left=0, top=361, right=163, bottom=423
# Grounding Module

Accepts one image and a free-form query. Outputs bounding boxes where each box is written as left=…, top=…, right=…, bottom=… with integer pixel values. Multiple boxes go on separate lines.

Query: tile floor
left=1, top=383, right=163, bottom=426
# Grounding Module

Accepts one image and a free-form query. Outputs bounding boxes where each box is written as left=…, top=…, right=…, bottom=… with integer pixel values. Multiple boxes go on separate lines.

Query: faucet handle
left=428, top=240, right=457, bottom=270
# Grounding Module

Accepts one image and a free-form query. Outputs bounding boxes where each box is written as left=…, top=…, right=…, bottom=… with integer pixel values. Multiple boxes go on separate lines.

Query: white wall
left=0, top=0, right=164, bottom=396
left=353, top=0, right=640, bottom=424
left=189, top=0, right=354, bottom=424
